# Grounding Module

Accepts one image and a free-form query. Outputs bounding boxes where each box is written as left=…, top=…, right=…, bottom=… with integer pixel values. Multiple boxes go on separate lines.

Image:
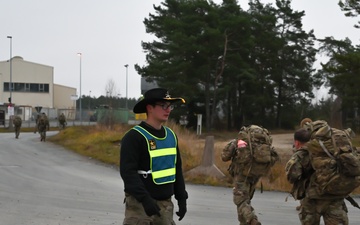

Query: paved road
left=1, top=132, right=360, bottom=225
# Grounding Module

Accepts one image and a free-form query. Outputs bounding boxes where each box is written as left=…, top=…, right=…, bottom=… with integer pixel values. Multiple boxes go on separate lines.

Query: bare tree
left=105, top=78, right=119, bottom=97
left=101, top=78, right=120, bottom=129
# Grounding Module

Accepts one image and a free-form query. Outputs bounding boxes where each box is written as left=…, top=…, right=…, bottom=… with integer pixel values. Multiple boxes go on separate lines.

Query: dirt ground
left=271, top=133, right=294, bottom=153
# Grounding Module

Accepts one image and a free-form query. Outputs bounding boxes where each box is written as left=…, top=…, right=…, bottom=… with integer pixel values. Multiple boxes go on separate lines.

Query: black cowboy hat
left=133, top=88, right=185, bottom=113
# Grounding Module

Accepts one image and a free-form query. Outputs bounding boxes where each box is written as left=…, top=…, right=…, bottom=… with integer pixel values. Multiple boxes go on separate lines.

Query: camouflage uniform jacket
left=285, top=145, right=314, bottom=200
left=221, top=139, right=237, bottom=162
left=221, top=139, right=238, bottom=176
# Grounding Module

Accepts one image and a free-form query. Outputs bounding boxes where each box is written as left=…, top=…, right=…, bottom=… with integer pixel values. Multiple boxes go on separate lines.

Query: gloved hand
left=141, top=196, right=161, bottom=217
left=176, top=199, right=187, bottom=221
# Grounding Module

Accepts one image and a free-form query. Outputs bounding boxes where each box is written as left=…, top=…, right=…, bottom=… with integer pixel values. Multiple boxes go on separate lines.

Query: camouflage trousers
left=299, top=197, right=348, bottom=225
left=233, top=176, right=260, bottom=225
left=39, top=130, right=47, bottom=141
left=123, top=193, right=176, bottom=225
left=59, top=121, right=66, bottom=129
left=14, top=126, right=21, bottom=138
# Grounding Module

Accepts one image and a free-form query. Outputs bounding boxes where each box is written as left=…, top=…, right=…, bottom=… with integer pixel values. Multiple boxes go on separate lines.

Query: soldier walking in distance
left=13, top=115, right=22, bottom=139
left=120, top=88, right=188, bottom=225
left=58, top=113, right=67, bottom=130
left=38, top=113, right=50, bottom=142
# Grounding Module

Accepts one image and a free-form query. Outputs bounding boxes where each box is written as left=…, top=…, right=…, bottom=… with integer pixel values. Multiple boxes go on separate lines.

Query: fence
left=0, top=107, right=135, bottom=128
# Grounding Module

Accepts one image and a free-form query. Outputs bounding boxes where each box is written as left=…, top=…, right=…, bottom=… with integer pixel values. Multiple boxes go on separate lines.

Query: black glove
left=176, top=199, right=187, bottom=221
left=141, top=196, right=161, bottom=217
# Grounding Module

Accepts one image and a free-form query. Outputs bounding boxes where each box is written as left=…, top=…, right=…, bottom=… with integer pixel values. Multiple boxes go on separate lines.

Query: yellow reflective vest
left=133, top=125, right=177, bottom=185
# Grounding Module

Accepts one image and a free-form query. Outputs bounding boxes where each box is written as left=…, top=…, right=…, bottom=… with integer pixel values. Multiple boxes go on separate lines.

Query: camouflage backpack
left=13, top=116, right=22, bottom=126
left=59, top=114, right=66, bottom=123
left=305, top=120, right=360, bottom=198
left=230, top=125, right=279, bottom=178
left=39, top=115, right=46, bottom=125
left=38, top=114, right=49, bottom=128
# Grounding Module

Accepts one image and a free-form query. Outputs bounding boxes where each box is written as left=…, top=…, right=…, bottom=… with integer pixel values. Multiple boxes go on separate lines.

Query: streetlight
left=124, top=64, right=128, bottom=109
left=77, top=53, right=82, bottom=124
left=7, top=36, right=13, bottom=129
left=7, top=36, right=12, bottom=103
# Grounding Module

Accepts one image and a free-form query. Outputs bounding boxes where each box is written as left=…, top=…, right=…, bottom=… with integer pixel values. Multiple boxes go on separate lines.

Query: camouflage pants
left=123, top=193, right=176, bottom=225
left=59, top=121, right=66, bottom=129
left=299, top=197, right=348, bottom=225
left=233, top=176, right=260, bottom=225
left=14, top=126, right=21, bottom=138
left=39, top=129, right=46, bottom=141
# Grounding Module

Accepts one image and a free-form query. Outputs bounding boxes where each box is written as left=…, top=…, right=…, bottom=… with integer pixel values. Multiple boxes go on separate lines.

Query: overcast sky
left=1, top=0, right=358, bottom=100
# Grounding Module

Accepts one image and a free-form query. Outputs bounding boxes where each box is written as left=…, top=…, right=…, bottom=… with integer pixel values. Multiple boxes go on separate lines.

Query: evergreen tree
left=317, top=37, right=360, bottom=127
left=339, top=0, right=360, bottom=28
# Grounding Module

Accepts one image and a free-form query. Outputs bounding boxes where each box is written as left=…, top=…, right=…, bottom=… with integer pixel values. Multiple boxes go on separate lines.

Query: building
left=0, top=56, right=76, bottom=121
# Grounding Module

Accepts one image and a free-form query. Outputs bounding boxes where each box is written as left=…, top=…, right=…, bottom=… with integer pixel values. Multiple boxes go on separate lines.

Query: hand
left=176, top=199, right=187, bottom=221
left=141, top=196, right=161, bottom=217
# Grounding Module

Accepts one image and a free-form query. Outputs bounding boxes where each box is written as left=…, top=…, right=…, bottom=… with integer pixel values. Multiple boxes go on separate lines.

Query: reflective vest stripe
left=149, top=147, right=176, bottom=157
left=152, top=168, right=176, bottom=179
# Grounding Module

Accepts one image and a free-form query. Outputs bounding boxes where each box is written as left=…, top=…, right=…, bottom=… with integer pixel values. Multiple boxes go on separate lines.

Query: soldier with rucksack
left=286, top=119, right=359, bottom=225
left=58, top=113, right=66, bottom=130
left=38, top=113, right=50, bottom=142
left=221, top=125, right=279, bottom=225
left=13, top=115, right=22, bottom=139
left=285, top=128, right=313, bottom=213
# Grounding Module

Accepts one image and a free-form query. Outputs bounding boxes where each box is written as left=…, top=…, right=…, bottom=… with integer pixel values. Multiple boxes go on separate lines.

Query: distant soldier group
left=13, top=111, right=66, bottom=142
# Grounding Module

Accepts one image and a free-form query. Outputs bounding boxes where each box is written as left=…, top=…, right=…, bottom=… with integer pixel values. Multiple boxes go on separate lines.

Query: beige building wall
left=54, top=84, right=76, bottom=109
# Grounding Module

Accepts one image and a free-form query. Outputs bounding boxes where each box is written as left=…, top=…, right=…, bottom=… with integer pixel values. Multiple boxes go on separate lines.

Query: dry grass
left=46, top=122, right=360, bottom=194
left=48, top=124, right=132, bottom=165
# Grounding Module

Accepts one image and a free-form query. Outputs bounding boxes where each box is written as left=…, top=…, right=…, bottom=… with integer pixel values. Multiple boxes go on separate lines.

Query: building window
left=3, top=82, right=14, bottom=91
left=30, top=83, right=39, bottom=92
left=14, top=83, right=25, bottom=92
left=44, top=84, right=49, bottom=92
left=3, top=83, right=9, bottom=91
left=3, top=82, right=49, bottom=93
left=39, top=84, right=44, bottom=92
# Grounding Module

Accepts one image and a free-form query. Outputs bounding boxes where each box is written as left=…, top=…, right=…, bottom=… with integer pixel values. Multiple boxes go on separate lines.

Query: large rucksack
left=38, top=114, right=49, bottom=130
left=59, top=114, right=65, bottom=123
left=13, top=116, right=22, bottom=127
left=304, top=120, right=360, bottom=198
left=39, top=115, right=46, bottom=125
left=229, top=125, right=279, bottom=178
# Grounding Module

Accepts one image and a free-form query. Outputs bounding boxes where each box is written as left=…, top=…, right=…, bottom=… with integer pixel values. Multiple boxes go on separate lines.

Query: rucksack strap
left=318, top=140, right=335, bottom=160
left=247, top=129, right=253, bottom=157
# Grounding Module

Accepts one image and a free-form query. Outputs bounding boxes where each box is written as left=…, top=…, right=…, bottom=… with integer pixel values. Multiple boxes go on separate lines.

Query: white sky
left=0, top=0, right=358, bottom=99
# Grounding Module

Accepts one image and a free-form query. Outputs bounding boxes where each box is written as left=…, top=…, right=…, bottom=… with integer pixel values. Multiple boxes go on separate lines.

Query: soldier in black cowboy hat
left=120, top=88, right=188, bottom=225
